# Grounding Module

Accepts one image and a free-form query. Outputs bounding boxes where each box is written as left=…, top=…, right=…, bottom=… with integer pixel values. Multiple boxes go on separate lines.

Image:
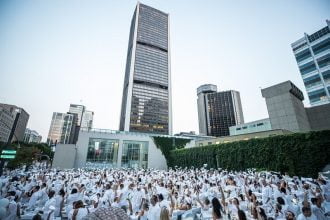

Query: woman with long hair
left=160, top=206, right=170, bottom=220
left=212, top=197, right=223, bottom=220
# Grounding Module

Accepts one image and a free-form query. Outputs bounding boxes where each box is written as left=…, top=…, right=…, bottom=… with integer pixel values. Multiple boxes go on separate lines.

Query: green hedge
left=170, top=130, right=330, bottom=178
left=152, top=136, right=191, bottom=167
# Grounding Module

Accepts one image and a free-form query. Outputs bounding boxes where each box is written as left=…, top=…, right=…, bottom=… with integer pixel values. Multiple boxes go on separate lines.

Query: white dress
left=42, top=197, right=56, bottom=220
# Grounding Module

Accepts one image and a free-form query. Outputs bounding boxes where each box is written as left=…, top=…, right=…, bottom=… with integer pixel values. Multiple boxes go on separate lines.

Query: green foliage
left=170, top=130, right=330, bottom=178
left=152, top=136, right=191, bottom=167
left=0, top=142, right=52, bottom=169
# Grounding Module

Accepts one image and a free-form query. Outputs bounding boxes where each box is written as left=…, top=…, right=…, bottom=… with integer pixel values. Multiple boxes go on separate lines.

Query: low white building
left=229, top=118, right=272, bottom=136
left=52, top=128, right=192, bottom=170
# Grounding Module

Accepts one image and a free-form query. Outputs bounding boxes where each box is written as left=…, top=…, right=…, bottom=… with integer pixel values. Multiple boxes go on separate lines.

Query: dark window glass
left=295, top=49, right=311, bottom=62
left=317, top=54, right=330, bottom=68
left=322, top=70, right=330, bottom=83
left=303, top=74, right=322, bottom=88
left=308, top=27, right=330, bottom=43
left=312, top=38, right=330, bottom=55
left=299, top=61, right=316, bottom=75
left=308, top=89, right=327, bottom=102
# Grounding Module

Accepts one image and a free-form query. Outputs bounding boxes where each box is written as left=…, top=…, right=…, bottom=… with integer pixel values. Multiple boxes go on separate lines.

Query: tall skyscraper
left=81, top=110, right=94, bottom=129
left=291, top=20, right=330, bottom=106
left=0, top=103, right=29, bottom=143
left=119, top=3, right=172, bottom=135
left=69, top=104, right=85, bottom=126
left=47, top=112, right=77, bottom=145
left=69, top=104, right=94, bottom=129
left=0, top=106, right=14, bottom=143
left=197, top=85, right=244, bottom=137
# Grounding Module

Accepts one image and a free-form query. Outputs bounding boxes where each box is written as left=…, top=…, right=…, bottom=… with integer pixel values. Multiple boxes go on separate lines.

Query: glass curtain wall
left=121, top=141, right=148, bottom=168
left=86, top=138, right=119, bottom=168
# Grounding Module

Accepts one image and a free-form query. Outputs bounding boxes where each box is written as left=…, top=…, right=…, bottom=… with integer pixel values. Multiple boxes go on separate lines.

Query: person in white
left=297, top=206, right=317, bottom=220
left=42, top=190, right=56, bottom=220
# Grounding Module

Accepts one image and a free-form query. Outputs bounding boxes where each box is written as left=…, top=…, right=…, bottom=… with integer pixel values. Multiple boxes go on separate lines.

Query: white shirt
left=68, top=207, right=89, bottom=220
left=297, top=213, right=317, bottom=220
left=147, top=204, right=161, bottom=220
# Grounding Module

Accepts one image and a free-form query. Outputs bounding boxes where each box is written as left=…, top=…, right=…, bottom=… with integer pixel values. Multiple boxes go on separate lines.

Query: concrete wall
left=262, top=81, right=310, bottom=132
left=52, top=144, right=76, bottom=169
left=306, top=103, right=330, bottom=131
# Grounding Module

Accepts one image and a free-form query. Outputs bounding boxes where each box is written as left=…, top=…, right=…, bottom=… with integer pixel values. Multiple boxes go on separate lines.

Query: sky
left=0, top=0, right=329, bottom=141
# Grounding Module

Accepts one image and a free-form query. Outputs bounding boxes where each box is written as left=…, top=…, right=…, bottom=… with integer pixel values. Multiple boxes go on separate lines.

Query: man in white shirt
left=261, top=180, right=272, bottom=205
left=28, top=185, right=42, bottom=209
left=311, top=196, right=327, bottom=220
left=297, top=207, right=317, bottom=220
left=147, top=195, right=160, bottom=220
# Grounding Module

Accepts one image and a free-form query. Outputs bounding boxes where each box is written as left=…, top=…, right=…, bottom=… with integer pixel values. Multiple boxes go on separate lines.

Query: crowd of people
left=0, top=163, right=329, bottom=220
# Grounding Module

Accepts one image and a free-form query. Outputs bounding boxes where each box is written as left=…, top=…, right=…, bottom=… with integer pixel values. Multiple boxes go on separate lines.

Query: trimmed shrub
left=152, top=136, right=191, bottom=167
left=170, top=130, right=330, bottom=178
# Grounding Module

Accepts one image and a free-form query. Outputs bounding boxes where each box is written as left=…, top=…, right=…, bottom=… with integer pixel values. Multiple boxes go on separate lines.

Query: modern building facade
left=0, top=103, right=29, bottom=143
left=261, top=81, right=311, bottom=132
left=23, top=128, right=42, bottom=143
left=291, top=20, right=330, bottom=106
left=47, top=112, right=77, bottom=145
left=81, top=110, right=94, bottom=129
left=69, top=104, right=85, bottom=126
left=52, top=128, right=193, bottom=170
left=0, top=106, right=14, bottom=143
left=197, top=84, right=218, bottom=136
left=197, top=84, right=244, bottom=137
left=119, top=3, right=172, bottom=135
left=229, top=118, right=272, bottom=136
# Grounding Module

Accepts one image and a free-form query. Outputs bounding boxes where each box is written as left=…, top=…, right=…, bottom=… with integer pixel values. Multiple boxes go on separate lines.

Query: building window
left=307, top=27, right=330, bottom=43
left=86, top=138, right=119, bottom=168
left=308, top=88, right=327, bottom=103
left=322, top=70, right=330, bottom=83
left=299, top=61, right=316, bottom=75
left=317, top=54, right=330, bottom=68
left=295, top=48, right=311, bottom=62
left=312, top=38, right=330, bottom=55
left=256, top=123, right=264, bottom=126
left=121, top=141, right=148, bottom=169
left=303, top=74, right=322, bottom=88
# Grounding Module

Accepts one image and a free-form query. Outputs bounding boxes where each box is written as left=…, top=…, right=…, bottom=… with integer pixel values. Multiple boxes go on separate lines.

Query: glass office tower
left=120, top=3, right=172, bottom=135
left=197, top=85, right=244, bottom=137
left=291, top=20, right=330, bottom=106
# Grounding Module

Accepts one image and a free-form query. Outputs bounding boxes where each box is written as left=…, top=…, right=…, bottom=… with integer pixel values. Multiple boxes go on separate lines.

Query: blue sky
left=0, top=0, right=329, bottom=141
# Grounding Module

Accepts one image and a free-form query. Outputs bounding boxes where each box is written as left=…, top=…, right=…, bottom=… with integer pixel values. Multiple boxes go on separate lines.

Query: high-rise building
left=261, top=80, right=330, bottom=132
left=81, top=110, right=94, bottom=129
left=69, top=104, right=85, bottom=126
left=47, top=112, right=77, bottom=145
left=197, top=85, right=244, bottom=137
left=0, top=103, right=29, bottom=143
left=291, top=20, right=330, bottom=106
left=261, top=81, right=311, bottom=132
left=24, top=128, right=42, bottom=143
left=119, top=3, right=172, bottom=135
left=0, top=106, right=14, bottom=143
